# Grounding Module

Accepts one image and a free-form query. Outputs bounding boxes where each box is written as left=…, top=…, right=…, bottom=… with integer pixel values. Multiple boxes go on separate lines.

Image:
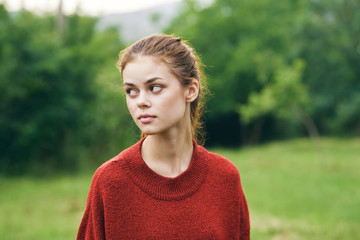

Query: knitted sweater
left=77, top=139, right=250, bottom=240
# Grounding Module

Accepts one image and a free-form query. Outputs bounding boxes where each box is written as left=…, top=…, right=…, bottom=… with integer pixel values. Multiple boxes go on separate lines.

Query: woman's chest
left=102, top=192, right=239, bottom=240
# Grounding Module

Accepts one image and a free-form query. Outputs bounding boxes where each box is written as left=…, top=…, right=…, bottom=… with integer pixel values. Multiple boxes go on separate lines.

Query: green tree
left=0, top=5, right=134, bottom=175
left=167, top=0, right=308, bottom=144
left=238, top=59, right=325, bottom=158
left=167, top=0, right=360, bottom=145
left=298, top=0, right=360, bottom=134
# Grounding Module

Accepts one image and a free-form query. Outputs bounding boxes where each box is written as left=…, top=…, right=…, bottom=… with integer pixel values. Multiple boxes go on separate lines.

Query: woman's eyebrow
left=145, top=77, right=163, bottom=84
left=123, top=82, right=135, bottom=86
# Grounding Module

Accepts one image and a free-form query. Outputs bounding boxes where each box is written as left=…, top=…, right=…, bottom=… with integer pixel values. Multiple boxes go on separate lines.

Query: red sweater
left=77, top=139, right=250, bottom=239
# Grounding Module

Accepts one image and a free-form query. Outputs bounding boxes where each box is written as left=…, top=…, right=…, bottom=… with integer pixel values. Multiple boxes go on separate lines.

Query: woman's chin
left=139, top=128, right=158, bottom=136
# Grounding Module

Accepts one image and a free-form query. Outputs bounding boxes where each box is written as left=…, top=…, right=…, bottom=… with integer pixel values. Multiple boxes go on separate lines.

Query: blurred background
left=0, top=0, right=359, bottom=239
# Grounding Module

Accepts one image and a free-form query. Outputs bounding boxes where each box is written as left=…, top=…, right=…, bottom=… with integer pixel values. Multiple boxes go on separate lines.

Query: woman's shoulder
left=201, top=147, right=241, bottom=178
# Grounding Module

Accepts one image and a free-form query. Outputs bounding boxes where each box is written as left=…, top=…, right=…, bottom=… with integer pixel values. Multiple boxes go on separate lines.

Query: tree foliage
left=0, top=5, right=134, bottom=175
left=239, top=59, right=308, bottom=123
left=167, top=0, right=360, bottom=144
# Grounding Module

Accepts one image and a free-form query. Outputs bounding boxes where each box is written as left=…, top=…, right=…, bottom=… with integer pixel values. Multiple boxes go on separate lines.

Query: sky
left=0, top=0, right=181, bottom=15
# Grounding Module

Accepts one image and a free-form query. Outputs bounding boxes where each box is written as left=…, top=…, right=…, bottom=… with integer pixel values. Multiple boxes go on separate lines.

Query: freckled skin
left=123, top=56, right=190, bottom=137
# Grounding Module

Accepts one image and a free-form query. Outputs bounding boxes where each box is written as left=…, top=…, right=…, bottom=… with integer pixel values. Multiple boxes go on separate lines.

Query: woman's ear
left=185, top=79, right=199, bottom=103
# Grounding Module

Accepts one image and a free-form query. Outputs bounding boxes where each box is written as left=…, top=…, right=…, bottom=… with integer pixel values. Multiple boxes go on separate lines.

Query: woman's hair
left=116, top=34, right=208, bottom=144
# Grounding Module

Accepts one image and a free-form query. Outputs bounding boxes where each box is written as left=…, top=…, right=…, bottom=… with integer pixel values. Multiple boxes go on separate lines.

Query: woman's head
left=117, top=34, right=207, bottom=144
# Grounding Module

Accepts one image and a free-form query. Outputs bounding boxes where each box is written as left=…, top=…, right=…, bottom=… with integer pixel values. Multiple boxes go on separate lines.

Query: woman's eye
left=151, top=85, right=162, bottom=93
left=126, top=89, right=137, bottom=96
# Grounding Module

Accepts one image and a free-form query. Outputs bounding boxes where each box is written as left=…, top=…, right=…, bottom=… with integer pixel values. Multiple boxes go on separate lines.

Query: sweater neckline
left=122, top=138, right=209, bottom=201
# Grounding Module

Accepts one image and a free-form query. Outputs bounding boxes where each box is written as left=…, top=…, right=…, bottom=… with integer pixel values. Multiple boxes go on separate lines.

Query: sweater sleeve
left=77, top=169, right=106, bottom=240
left=239, top=177, right=250, bottom=240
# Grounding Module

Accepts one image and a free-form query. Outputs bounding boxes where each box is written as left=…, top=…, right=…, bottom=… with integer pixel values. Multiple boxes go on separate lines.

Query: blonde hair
left=116, top=34, right=207, bottom=144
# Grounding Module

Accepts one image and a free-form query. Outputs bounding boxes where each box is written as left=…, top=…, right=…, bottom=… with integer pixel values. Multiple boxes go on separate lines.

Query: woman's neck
left=141, top=130, right=194, bottom=178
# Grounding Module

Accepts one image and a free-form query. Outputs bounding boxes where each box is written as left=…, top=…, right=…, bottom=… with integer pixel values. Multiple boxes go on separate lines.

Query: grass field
left=0, top=137, right=359, bottom=239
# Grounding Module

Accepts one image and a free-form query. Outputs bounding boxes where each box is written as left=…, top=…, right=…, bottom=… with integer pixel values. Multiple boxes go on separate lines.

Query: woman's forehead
left=122, top=56, right=177, bottom=83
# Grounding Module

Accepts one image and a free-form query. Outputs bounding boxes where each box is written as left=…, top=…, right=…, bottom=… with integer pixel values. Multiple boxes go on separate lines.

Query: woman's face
left=122, top=56, right=192, bottom=136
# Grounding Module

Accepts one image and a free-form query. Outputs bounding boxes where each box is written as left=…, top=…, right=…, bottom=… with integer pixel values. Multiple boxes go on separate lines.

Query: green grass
left=0, top=175, right=93, bottom=240
left=213, top=137, right=360, bottom=239
left=0, top=137, right=359, bottom=239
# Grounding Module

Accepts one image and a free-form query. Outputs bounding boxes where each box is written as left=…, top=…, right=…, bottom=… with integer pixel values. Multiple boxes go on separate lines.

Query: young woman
left=77, top=34, right=250, bottom=239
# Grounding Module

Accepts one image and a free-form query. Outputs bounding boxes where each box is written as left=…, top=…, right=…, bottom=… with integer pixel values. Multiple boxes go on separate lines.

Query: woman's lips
left=138, top=115, right=156, bottom=124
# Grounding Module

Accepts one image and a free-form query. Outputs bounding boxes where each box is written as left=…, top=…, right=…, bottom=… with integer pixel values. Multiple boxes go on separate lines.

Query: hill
left=96, top=2, right=181, bottom=43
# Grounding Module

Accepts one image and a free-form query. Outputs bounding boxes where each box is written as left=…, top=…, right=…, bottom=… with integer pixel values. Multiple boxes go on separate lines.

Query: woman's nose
left=136, top=92, right=151, bottom=108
